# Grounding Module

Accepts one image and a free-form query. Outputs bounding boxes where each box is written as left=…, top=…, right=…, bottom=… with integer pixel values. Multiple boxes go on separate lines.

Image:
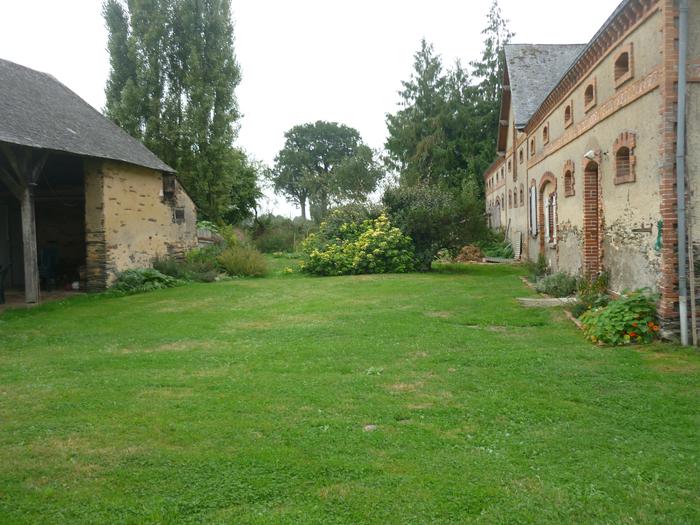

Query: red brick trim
left=525, top=0, right=659, bottom=134
left=584, top=77, right=597, bottom=113
left=583, top=156, right=603, bottom=278
left=613, top=131, right=637, bottom=184
left=563, top=160, right=575, bottom=197
left=527, top=67, right=660, bottom=170
left=657, top=0, right=679, bottom=324
left=614, top=42, right=634, bottom=89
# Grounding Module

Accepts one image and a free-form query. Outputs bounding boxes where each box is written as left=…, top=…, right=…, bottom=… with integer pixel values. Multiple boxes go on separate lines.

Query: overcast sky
left=1, top=0, right=620, bottom=216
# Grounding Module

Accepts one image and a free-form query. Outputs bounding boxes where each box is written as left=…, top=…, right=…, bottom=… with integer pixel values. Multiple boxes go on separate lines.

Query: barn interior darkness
left=0, top=152, right=86, bottom=290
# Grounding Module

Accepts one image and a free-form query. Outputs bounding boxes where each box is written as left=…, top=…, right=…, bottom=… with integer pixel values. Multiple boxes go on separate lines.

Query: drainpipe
left=676, top=0, right=689, bottom=345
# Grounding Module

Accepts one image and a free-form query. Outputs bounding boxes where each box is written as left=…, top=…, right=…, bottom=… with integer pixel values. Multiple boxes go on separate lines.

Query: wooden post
left=0, top=144, right=47, bottom=304
left=19, top=185, right=39, bottom=303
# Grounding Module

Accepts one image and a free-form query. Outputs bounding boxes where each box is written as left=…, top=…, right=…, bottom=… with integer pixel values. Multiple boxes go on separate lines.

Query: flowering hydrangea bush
left=580, top=289, right=660, bottom=346
left=301, top=214, right=414, bottom=276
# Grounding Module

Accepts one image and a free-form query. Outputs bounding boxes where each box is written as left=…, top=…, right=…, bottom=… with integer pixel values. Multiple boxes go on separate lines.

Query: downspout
left=676, top=0, right=689, bottom=345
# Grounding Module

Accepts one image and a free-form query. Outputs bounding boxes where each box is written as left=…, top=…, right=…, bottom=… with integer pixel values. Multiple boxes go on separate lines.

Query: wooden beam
left=0, top=166, right=23, bottom=200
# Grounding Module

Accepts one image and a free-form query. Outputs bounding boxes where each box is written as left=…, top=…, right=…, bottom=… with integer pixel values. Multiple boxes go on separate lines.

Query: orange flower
left=631, top=322, right=638, bottom=328
left=629, top=332, right=637, bottom=338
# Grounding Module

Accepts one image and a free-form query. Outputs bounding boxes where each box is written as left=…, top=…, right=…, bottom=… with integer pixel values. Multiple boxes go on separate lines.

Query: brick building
left=484, top=0, right=699, bottom=336
left=0, top=58, right=197, bottom=303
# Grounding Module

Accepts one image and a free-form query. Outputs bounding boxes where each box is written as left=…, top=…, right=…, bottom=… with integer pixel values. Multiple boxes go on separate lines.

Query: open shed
left=0, top=58, right=197, bottom=304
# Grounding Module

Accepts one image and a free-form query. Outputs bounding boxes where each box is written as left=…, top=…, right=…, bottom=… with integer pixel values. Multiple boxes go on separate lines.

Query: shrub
left=570, top=272, right=610, bottom=317
left=580, top=289, right=660, bottom=346
left=481, top=235, right=514, bottom=258
left=110, top=268, right=182, bottom=295
left=524, top=253, right=549, bottom=281
left=153, top=255, right=219, bottom=283
left=455, top=245, right=483, bottom=263
left=383, top=183, right=486, bottom=271
left=217, top=245, right=269, bottom=277
left=252, top=214, right=315, bottom=253
left=434, top=248, right=454, bottom=264
left=301, top=213, right=414, bottom=276
left=535, top=272, right=577, bottom=297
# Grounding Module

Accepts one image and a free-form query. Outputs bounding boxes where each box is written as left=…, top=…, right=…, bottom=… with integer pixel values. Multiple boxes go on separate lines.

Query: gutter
left=676, top=0, right=689, bottom=345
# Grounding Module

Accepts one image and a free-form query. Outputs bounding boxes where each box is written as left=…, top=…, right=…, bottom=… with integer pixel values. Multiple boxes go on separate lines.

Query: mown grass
left=0, top=264, right=698, bottom=524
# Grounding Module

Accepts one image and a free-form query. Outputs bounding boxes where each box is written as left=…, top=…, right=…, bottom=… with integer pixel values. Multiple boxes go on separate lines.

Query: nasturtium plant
left=580, top=289, right=660, bottom=346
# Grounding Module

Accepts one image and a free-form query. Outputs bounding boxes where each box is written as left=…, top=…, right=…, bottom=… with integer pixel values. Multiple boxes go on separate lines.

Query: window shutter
left=529, top=187, right=538, bottom=236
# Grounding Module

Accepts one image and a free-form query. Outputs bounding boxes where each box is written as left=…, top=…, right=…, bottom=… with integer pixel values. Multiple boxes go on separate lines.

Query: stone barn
left=0, top=58, right=197, bottom=304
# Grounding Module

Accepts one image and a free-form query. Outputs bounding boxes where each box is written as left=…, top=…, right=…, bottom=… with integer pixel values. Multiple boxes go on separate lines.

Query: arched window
left=519, top=184, right=524, bottom=207
left=529, top=138, right=535, bottom=156
left=616, top=147, right=631, bottom=179
left=519, top=148, right=524, bottom=164
left=542, top=124, right=549, bottom=145
left=584, top=79, right=596, bottom=112
left=508, top=190, right=513, bottom=209
left=613, top=132, right=636, bottom=184
left=508, top=159, right=512, bottom=172
left=614, top=43, right=634, bottom=88
left=564, top=101, right=573, bottom=128
left=563, top=160, right=575, bottom=197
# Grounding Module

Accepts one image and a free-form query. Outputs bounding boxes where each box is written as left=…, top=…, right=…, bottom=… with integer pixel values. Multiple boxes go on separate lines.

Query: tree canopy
left=271, top=121, right=383, bottom=221
left=384, top=0, right=513, bottom=198
left=103, top=0, right=260, bottom=223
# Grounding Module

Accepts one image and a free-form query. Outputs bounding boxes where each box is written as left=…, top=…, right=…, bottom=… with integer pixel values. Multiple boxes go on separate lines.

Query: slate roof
left=504, top=44, right=587, bottom=129
left=0, top=58, right=173, bottom=173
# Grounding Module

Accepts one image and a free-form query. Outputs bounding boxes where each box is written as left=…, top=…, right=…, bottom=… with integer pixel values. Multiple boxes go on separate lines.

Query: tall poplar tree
left=103, top=0, right=258, bottom=223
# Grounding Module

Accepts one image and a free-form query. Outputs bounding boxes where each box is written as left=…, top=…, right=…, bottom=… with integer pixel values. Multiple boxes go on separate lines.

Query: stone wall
left=84, top=159, right=197, bottom=290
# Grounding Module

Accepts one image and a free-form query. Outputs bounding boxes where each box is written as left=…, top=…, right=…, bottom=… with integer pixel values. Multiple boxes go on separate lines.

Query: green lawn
left=1, top=263, right=699, bottom=524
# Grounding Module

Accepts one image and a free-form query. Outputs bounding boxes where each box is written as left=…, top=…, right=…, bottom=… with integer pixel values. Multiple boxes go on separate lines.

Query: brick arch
left=538, top=172, right=557, bottom=251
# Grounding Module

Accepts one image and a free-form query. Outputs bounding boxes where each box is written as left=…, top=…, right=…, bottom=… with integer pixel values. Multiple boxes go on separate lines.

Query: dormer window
left=564, top=101, right=574, bottom=128
left=614, top=43, right=634, bottom=88
left=584, top=79, right=597, bottom=112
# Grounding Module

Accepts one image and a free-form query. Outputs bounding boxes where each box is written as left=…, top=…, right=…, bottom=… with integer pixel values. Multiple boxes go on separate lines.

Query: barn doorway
left=0, top=152, right=86, bottom=293
left=583, top=160, right=601, bottom=277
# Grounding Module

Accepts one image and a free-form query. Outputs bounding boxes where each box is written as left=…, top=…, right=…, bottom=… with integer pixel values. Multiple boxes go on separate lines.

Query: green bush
left=580, top=289, right=660, bottom=346
left=480, top=231, right=514, bottom=258
left=153, top=255, right=219, bottom=283
left=535, top=272, right=577, bottom=297
left=252, top=214, right=315, bottom=253
left=383, top=183, right=486, bottom=271
left=524, top=253, right=549, bottom=281
left=301, top=213, right=414, bottom=276
left=217, top=245, right=269, bottom=277
left=570, top=272, right=610, bottom=317
left=110, top=268, right=182, bottom=295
